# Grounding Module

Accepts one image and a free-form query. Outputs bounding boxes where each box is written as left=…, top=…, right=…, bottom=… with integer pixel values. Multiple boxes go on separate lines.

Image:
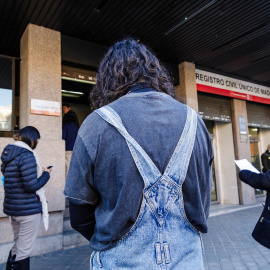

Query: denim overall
left=91, top=105, right=203, bottom=270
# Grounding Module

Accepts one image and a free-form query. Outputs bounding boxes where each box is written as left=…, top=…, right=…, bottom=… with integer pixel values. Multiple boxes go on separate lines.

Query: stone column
left=175, top=62, right=198, bottom=111
left=215, top=122, right=239, bottom=204
left=231, top=99, right=255, bottom=204
left=20, top=24, right=65, bottom=254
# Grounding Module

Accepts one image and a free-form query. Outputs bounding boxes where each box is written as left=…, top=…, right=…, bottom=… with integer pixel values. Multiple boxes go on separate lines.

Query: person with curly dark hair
left=90, top=38, right=175, bottom=109
left=64, top=38, right=213, bottom=269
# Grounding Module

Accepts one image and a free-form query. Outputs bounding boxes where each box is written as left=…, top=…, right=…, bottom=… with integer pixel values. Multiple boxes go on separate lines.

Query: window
left=0, top=57, right=13, bottom=131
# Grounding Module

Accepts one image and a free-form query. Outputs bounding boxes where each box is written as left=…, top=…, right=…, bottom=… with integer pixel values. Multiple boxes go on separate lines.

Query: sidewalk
left=1, top=197, right=268, bottom=270
left=203, top=197, right=269, bottom=270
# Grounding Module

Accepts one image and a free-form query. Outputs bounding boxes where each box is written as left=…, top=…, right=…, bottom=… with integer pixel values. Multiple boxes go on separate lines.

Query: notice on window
left=31, top=99, right=60, bottom=116
left=234, top=159, right=260, bottom=173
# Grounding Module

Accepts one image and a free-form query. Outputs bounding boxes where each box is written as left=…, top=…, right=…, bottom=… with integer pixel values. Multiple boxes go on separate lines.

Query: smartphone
left=47, top=165, right=55, bottom=169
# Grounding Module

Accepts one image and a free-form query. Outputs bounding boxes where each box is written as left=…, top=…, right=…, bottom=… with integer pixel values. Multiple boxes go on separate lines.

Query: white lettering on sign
left=31, top=99, right=60, bottom=116
left=195, top=69, right=270, bottom=104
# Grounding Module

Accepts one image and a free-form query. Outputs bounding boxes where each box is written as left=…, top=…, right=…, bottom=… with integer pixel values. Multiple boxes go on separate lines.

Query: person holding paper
left=239, top=169, right=270, bottom=248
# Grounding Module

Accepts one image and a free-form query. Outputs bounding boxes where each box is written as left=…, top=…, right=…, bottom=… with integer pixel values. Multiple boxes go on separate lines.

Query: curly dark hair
left=90, top=38, right=175, bottom=108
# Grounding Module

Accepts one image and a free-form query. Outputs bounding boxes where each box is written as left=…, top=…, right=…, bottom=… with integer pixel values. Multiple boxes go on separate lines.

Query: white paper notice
left=234, top=159, right=260, bottom=173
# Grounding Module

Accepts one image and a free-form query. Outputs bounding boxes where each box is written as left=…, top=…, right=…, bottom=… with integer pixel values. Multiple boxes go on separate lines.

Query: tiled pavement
left=1, top=197, right=269, bottom=270
left=203, top=204, right=269, bottom=270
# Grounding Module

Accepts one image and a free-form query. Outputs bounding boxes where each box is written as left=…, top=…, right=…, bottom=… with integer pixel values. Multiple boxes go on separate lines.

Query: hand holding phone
left=45, top=165, right=55, bottom=174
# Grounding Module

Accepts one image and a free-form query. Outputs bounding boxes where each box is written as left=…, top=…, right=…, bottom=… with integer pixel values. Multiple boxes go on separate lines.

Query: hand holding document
left=235, top=159, right=260, bottom=191
left=234, top=159, right=260, bottom=173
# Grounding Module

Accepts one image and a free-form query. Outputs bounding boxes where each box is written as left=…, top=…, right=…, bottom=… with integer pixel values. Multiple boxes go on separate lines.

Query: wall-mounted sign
left=196, top=69, right=270, bottom=105
left=62, top=66, right=96, bottom=84
left=239, top=116, right=248, bottom=143
left=31, top=99, right=60, bottom=116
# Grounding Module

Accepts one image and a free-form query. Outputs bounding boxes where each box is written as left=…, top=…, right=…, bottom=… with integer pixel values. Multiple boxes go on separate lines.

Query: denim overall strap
left=92, top=105, right=203, bottom=270
left=163, top=106, right=197, bottom=185
left=95, top=106, right=162, bottom=189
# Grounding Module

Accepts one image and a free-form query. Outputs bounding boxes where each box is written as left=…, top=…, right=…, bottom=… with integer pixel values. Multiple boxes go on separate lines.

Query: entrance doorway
left=61, top=65, right=97, bottom=249
left=61, top=78, right=93, bottom=125
left=61, top=65, right=96, bottom=125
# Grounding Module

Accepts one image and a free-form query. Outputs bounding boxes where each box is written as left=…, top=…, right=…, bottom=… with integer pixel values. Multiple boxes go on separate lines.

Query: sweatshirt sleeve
left=69, top=201, right=96, bottom=241
left=20, top=154, right=50, bottom=192
left=239, top=170, right=270, bottom=190
left=64, top=134, right=99, bottom=205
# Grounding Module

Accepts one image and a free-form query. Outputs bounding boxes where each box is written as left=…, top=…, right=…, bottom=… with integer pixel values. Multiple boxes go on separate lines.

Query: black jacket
left=261, top=150, right=270, bottom=173
left=239, top=170, right=270, bottom=207
left=1, top=144, right=50, bottom=216
left=63, top=110, right=79, bottom=128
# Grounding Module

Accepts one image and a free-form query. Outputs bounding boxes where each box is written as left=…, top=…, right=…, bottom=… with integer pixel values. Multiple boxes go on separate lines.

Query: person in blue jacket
left=239, top=169, right=270, bottom=247
left=62, top=103, right=79, bottom=178
left=1, top=126, right=51, bottom=270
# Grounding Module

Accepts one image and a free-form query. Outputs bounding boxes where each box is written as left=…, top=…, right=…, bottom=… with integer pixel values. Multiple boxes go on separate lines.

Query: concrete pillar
left=19, top=24, right=65, bottom=254
left=175, top=62, right=198, bottom=111
left=231, top=99, right=255, bottom=204
left=215, top=122, right=239, bottom=204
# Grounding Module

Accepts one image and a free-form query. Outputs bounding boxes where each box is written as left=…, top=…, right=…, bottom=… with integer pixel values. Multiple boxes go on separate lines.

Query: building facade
left=0, top=24, right=270, bottom=263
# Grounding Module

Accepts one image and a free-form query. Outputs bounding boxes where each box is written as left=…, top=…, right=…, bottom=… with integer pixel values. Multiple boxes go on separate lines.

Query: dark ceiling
left=1, top=0, right=270, bottom=86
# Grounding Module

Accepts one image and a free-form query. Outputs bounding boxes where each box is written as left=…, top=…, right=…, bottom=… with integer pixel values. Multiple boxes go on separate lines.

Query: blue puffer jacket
left=1, top=144, right=50, bottom=216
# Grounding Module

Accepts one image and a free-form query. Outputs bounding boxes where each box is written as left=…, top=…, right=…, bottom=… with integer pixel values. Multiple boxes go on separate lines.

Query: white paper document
left=234, top=159, right=260, bottom=173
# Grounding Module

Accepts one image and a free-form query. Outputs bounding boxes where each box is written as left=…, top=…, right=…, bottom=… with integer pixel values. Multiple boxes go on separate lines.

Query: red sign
left=197, top=84, right=270, bottom=105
